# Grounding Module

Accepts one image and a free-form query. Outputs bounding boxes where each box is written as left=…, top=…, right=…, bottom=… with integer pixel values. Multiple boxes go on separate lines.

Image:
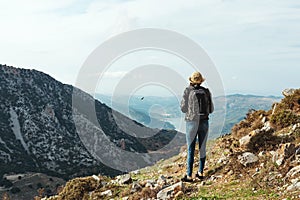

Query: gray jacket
left=180, top=85, right=214, bottom=121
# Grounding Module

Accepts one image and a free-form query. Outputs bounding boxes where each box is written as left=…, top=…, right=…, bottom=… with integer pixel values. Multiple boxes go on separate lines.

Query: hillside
left=39, top=89, right=300, bottom=200
left=0, top=64, right=185, bottom=199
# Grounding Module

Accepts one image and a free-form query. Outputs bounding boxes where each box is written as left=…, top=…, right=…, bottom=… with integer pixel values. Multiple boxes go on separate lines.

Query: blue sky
left=1, top=0, right=299, bottom=96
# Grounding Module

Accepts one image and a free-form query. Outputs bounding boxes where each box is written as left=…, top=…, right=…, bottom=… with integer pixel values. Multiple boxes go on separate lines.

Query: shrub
left=10, top=187, right=21, bottom=194
left=270, top=110, right=299, bottom=129
left=0, top=178, right=13, bottom=188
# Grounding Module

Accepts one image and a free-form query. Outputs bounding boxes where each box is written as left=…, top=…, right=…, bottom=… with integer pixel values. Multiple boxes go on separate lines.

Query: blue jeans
left=185, top=120, right=208, bottom=177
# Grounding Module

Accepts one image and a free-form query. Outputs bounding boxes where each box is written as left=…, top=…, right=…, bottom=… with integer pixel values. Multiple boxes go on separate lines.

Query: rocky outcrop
left=282, top=88, right=296, bottom=97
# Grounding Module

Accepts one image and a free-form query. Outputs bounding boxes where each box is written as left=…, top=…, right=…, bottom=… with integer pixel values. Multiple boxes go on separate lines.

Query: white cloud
left=0, top=0, right=299, bottom=96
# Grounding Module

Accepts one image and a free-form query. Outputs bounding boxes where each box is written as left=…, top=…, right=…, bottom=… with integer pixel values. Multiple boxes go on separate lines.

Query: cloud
left=0, top=0, right=299, bottom=96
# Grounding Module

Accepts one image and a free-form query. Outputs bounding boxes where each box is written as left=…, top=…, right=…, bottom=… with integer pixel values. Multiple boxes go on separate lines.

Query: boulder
left=239, top=130, right=260, bottom=148
left=156, top=181, right=184, bottom=200
left=238, top=152, right=258, bottom=166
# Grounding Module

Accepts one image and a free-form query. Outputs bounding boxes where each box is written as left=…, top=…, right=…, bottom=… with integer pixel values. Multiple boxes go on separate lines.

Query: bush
left=271, top=110, right=299, bottom=129
left=0, top=178, right=13, bottom=188
left=10, top=187, right=21, bottom=194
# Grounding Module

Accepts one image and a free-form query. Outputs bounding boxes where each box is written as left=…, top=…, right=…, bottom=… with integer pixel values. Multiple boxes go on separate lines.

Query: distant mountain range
left=0, top=64, right=185, bottom=184
left=96, top=93, right=281, bottom=139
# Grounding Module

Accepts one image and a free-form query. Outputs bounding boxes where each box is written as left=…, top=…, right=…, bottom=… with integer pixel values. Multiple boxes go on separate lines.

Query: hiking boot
left=181, top=175, right=193, bottom=182
left=196, top=172, right=204, bottom=180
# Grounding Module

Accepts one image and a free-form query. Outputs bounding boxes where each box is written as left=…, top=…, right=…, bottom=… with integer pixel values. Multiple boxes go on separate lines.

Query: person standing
left=180, top=71, right=214, bottom=182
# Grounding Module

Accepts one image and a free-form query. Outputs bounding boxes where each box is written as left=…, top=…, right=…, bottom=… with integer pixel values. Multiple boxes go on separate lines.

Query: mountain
left=96, top=94, right=281, bottom=139
left=0, top=64, right=185, bottom=197
left=41, top=89, right=300, bottom=200
left=212, top=94, right=281, bottom=136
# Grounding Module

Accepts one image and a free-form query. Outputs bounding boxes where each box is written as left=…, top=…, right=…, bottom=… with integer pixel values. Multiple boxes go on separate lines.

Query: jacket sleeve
left=208, top=90, right=214, bottom=113
left=180, top=87, right=189, bottom=113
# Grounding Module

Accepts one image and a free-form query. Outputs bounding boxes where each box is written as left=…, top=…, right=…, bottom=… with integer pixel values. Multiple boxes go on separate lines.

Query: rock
left=139, top=180, right=147, bottom=187
left=217, top=155, right=228, bottom=165
left=286, top=165, right=300, bottom=178
left=292, top=123, right=300, bottom=131
left=181, top=151, right=187, bottom=158
left=282, top=88, right=296, bottom=97
left=239, top=130, right=259, bottom=148
left=287, top=179, right=300, bottom=191
left=174, top=191, right=184, bottom=198
left=270, top=151, right=281, bottom=164
left=118, top=174, right=132, bottom=185
left=278, top=143, right=295, bottom=158
left=101, top=181, right=108, bottom=186
left=156, top=181, right=184, bottom=200
left=131, top=182, right=142, bottom=193
left=258, top=151, right=266, bottom=157
left=145, top=180, right=155, bottom=188
left=92, top=174, right=100, bottom=182
left=101, top=189, right=112, bottom=197
left=275, top=157, right=284, bottom=166
left=261, top=116, right=267, bottom=124
left=209, top=175, right=222, bottom=181
left=157, top=175, right=167, bottom=186
left=227, top=170, right=234, bottom=175
left=261, top=121, right=272, bottom=132
left=132, top=170, right=140, bottom=175
left=238, top=152, right=258, bottom=166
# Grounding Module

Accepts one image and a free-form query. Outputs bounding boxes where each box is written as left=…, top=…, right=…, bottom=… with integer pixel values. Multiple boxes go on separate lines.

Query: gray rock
left=239, top=130, right=260, bottom=148
left=287, top=179, right=300, bottom=191
left=131, top=182, right=142, bottom=193
left=261, top=121, right=272, bottom=132
left=278, top=143, right=295, bottom=159
left=270, top=151, right=284, bottom=166
left=238, top=152, right=258, bottom=166
left=101, top=189, right=112, bottom=196
left=156, top=181, right=184, bottom=200
left=118, top=174, right=132, bottom=185
left=286, top=166, right=300, bottom=178
left=258, top=151, right=266, bottom=157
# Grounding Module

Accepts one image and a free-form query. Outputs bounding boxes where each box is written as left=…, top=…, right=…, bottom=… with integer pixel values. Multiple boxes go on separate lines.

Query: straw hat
left=189, top=72, right=205, bottom=84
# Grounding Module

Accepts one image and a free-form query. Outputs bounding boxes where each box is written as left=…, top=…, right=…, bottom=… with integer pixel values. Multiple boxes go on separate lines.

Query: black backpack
left=188, top=86, right=211, bottom=116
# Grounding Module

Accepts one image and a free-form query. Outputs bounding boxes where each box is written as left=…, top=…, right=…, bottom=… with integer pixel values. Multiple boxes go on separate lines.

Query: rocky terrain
left=0, top=64, right=184, bottom=199
left=36, top=89, right=300, bottom=200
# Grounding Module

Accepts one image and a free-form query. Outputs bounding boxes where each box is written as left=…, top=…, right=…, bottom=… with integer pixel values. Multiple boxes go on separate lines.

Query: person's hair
left=190, top=83, right=200, bottom=87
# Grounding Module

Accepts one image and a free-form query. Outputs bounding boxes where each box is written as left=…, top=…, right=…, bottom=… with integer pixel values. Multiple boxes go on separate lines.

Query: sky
left=1, top=0, right=300, bottom=97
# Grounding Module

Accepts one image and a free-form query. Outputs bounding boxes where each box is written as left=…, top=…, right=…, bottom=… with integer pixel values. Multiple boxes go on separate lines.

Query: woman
left=180, top=71, right=214, bottom=182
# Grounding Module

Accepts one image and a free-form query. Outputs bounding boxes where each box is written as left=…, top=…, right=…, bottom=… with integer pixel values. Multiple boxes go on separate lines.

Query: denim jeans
left=185, top=119, right=208, bottom=177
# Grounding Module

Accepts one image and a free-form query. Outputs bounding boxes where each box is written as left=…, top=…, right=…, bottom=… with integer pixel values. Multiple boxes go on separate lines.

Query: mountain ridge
left=0, top=64, right=185, bottom=198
